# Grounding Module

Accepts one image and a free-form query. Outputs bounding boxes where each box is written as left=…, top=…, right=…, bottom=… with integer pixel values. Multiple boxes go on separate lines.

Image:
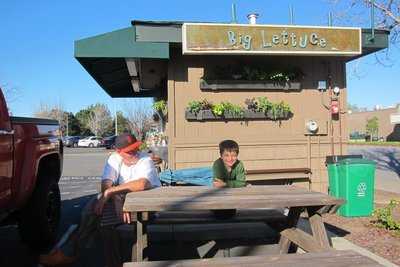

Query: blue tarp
left=159, top=167, right=213, bottom=186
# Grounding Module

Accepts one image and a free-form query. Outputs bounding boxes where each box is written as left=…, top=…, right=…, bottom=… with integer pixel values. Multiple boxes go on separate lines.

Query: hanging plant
left=152, top=100, right=167, bottom=118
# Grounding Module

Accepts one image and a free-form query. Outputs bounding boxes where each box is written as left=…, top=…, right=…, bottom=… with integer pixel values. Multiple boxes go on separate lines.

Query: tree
left=87, top=103, right=113, bottom=137
left=331, top=1, right=399, bottom=41
left=75, top=107, right=93, bottom=136
left=123, top=100, right=153, bottom=141
left=34, top=103, right=69, bottom=136
left=366, top=116, right=379, bottom=137
left=66, top=112, right=81, bottom=136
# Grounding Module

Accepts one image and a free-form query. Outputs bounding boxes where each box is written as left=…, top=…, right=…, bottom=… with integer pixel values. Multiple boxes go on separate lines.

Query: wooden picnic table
left=123, top=185, right=344, bottom=262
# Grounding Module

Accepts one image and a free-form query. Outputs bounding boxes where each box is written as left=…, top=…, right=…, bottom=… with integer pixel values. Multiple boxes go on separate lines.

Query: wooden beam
left=280, top=228, right=331, bottom=252
left=278, top=207, right=302, bottom=254
left=126, top=58, right=138, bottom=76
left=131, top=78, right=140, bottom=92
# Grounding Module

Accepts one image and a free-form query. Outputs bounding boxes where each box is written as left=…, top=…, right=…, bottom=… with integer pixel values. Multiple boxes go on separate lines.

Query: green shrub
left=373, top=200, right=400, bottom=232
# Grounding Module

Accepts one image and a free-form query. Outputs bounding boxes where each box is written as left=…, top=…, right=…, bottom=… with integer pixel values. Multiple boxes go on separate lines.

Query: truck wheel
left=18, top=178, right=61, bottom=253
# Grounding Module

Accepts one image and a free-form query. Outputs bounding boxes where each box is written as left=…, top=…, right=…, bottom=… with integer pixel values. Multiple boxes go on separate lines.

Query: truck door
left=0, top=89, right=13, bottom=209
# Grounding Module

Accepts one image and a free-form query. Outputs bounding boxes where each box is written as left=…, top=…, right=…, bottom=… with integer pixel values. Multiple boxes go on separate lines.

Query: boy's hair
left=219, top=140, right=239, bottom=155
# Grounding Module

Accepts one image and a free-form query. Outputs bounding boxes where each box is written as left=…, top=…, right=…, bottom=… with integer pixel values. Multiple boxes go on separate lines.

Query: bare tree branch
left=1, top=83, right=21, bottom=104
left=123, top=100, right=153, bottom=141
left=87, top=104, right=112, bottom=137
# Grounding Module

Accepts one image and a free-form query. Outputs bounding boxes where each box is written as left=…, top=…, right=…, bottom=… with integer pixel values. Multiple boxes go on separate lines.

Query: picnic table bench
left=123, top=250, right=383, bottom=267
left=246, top=168, right=311, bottom=186
left=123, top=185, right=344, bottom=262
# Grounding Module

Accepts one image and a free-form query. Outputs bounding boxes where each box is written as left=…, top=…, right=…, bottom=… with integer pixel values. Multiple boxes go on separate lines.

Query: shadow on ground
left=350, top=148, right=400, bottom=178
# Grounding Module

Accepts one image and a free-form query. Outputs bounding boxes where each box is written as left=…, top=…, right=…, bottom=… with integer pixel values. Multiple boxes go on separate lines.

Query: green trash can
left=337, top=158, right=376, bottom=217
left=326, top=155, right=362, bottom=198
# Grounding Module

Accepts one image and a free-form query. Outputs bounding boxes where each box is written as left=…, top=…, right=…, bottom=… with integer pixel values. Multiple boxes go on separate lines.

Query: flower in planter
left=245, top=98, right=258, bottom=111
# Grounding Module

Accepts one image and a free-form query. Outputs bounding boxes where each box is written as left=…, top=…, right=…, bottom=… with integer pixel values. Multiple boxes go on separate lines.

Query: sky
left=1, top=0, right=399, bottom=117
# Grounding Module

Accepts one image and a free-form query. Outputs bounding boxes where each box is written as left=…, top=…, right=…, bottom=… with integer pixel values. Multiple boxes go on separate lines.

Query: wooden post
left=132, top=212, right=149, bottom=262
left=307, top=207, right=331, bottom=249
left=278, top=207, right=302, bottom=254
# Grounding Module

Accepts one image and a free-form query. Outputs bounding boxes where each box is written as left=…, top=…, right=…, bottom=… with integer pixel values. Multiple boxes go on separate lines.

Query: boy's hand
left=213, top=179, right=226, bottom=188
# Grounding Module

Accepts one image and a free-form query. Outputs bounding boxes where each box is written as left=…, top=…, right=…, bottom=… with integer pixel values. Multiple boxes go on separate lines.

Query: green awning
left=74, top=26, right=169, bottom=97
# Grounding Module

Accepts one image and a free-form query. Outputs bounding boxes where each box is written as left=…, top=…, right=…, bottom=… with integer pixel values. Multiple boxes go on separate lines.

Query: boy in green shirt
left=212, top=140, right=246, bottom=219
left=213, top=139, right=246, bottom=188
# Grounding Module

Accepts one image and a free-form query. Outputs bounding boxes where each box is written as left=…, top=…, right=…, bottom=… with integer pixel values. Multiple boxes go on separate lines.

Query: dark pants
left=60, top=197, right=127, bottom=267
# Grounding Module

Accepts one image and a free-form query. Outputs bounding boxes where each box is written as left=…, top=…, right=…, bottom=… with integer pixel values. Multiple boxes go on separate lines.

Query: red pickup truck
left=0, top=88, right=63, bottom=252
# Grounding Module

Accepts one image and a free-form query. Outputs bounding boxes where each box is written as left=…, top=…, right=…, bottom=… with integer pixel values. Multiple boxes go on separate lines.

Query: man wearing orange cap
left=39, top=133, right=161, bottom=267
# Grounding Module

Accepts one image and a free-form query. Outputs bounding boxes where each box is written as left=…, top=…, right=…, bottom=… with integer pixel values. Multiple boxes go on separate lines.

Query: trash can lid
left=338, top=158, right=376, bottom=165
left=325, top=155, right=363, bottom=164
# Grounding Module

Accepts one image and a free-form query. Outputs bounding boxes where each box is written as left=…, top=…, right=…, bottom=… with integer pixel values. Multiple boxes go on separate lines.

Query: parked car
left=78, top=136, right=103, bottom=147
left=0, top=88, right=63, bottom=252
left=103, top=135, right=117, bottom=149
left=63, top=136, right=80, bottom=147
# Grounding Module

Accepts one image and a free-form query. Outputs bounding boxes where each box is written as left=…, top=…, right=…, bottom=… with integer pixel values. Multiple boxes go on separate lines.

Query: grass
left=348, top=140, right=400, bottom=147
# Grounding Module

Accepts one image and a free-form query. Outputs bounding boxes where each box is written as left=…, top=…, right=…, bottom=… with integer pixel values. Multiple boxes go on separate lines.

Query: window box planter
left=186, top=110, right=292, bottom=121
left=200, top=79, right=301, bottom=91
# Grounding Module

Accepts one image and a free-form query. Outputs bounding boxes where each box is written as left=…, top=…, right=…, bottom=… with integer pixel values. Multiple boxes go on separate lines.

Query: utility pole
left=66, top=113, right=69, bottom=136
left=114, top=99, right=118, bottom=136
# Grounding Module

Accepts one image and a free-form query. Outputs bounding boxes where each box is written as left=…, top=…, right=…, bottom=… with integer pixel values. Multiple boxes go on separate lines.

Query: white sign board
left=390, top=113, right=400, bottom=124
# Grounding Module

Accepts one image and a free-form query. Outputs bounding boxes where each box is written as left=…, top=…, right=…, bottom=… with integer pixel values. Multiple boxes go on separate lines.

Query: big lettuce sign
left=182, top=23, right=361, bottom=56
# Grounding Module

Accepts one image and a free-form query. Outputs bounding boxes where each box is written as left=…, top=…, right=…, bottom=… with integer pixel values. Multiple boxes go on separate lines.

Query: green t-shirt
left=212, top=158, right=246, bottom=188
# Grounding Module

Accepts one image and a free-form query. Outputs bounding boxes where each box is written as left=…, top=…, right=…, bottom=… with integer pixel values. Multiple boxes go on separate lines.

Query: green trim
left=74, top=27, right=169, bottom=59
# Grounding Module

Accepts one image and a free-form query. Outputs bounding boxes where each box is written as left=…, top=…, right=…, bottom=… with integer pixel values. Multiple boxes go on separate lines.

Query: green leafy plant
left=373, top=200, right=400, bottom=232
left=152, top=100, right=167, bottom=117
left=212, top=102, right=244, bottom=118
left=212, top=103, right=226, bottom=116
left=256, top=97, right=273, bottom=114
left=187, top=100, right=202, bottom=114
left=224, top=102, right=244, bottom=117
left=187, top=99, right=214, bottom=114
left=276, top=101, right=292, bottom=118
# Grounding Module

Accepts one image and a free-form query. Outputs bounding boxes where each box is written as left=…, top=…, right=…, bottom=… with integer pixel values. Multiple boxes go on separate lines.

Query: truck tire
left=18, top=177, right=61, bottom=253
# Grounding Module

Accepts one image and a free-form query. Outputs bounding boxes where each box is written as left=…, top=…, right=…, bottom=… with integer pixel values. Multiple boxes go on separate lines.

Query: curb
left=331, top=236, right=398, bottom=267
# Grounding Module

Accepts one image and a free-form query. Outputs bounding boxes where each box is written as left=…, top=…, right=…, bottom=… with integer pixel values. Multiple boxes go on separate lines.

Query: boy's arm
left=213, top=159, right=227, bottom=187
left=226, top=162, right=246, bottom=188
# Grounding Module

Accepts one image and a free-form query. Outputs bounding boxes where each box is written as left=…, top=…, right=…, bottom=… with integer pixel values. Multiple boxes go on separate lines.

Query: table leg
left=131, top=212, right=148, bottom=262
left=278, top=207, right=302, bottom=254
left=307, top=207, right=331, bottom=249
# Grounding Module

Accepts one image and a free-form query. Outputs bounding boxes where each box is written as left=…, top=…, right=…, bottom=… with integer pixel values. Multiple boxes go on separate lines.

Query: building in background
left=348, top=105, right=400, bottom=141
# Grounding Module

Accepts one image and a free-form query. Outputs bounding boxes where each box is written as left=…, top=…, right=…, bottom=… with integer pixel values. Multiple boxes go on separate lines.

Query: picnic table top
left=123, top=185, right=344, bottom=213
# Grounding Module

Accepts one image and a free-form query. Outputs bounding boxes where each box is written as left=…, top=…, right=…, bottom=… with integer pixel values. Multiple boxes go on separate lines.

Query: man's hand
left=113, top=194, right=131, bottom=224
left=213, top=179, right=226, bottom=188
left=93, top=191, right=111, bottom=216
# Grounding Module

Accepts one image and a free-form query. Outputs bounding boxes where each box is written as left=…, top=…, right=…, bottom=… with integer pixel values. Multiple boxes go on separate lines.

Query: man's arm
left=103, top=178, right=151, bottom=199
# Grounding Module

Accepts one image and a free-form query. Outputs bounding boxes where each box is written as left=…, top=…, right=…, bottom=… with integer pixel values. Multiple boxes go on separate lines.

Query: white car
left=78, top=136, right=102, bottom=147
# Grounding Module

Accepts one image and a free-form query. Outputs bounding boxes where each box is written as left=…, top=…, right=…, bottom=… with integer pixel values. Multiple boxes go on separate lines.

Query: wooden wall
left=166, top=49, right=348, bottom=193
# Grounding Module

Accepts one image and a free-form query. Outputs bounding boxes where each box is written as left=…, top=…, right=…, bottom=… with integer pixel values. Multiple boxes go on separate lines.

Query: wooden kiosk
left=75, top=20, right=388, bottom=192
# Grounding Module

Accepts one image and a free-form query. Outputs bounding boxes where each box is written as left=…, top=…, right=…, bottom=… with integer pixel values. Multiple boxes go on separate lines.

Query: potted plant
left=200, top=65, right=304, bottom=91
left=186, top=99, right=215, bottom=120
left=152, top=100, right=167, bottom=120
